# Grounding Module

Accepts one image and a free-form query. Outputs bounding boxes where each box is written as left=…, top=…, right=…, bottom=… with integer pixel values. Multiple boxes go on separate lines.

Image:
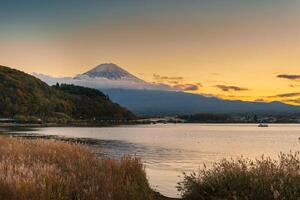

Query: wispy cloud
left=277, top=74, right=300, bottom=80
left=173, top=84, right=199, bottom=91
left=153, top=74, right=183, bottom=82
left=289, top=84, right=300, bottom=88
left=195, top=82, right=203, bottom=87
left=210, top=73, right=219, bottom=76
left=153, top=74, right=202, bottom=91
left=215, top=85, right=249, bottom=92
left=254, top=98, right=266, bottom=102
left=285, top=99, right=300, bottom=104
left=269, top=92, right=300, bottom=98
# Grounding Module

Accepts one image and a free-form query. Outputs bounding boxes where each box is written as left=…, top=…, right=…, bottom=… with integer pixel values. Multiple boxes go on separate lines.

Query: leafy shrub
left=178, top=152, right=300, bottom=200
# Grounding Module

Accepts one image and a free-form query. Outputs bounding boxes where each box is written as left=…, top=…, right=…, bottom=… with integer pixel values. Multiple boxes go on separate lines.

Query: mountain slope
left=101, top=89, right=300, bottom=116
left=77, top=63, right=145, bottom=82
left=0, top=65, right=135, bottom=120
left=54, top=84, right=135, bottom=120
left=33, top=63, right=300, bottom=116
left=33, top=63, right=174, bottom=90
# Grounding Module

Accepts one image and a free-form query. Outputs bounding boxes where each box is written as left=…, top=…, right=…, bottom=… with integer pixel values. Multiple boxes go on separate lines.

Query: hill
left=0, top=65, right=135, bottom=121
left=33, top=63, right=300, bottom=116
left=101, top=89, right=300, bottom=116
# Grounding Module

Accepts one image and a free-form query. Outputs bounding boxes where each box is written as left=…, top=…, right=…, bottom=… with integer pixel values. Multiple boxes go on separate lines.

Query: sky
left=1, top=0, right=300, bottom=104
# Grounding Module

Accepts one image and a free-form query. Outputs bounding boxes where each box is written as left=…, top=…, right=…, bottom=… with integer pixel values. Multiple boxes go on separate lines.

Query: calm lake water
left=3, top=124, right=300, bottom=198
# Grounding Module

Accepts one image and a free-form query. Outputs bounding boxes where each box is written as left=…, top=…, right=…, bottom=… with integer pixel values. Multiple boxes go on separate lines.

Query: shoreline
left=0, top=136, right=162, bottom=199
left=1, top=124, right=299, bottom=199
left=1, top=122, right=300, bottom=131
left=0, top=130, right=180, bottom=200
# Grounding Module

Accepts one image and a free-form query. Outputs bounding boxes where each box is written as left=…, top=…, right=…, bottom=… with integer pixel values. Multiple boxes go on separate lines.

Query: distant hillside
left=54, top=84, right=135, bottom=120
left=0, top=66, right=135, bottom=121
left=34, top=63, right=300, bottom=116
left=101, top=89, right=300, bottom=116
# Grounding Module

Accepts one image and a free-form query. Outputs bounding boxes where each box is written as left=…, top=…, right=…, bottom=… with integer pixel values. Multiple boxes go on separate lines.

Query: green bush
left=178, top=152, right=300, bottom=200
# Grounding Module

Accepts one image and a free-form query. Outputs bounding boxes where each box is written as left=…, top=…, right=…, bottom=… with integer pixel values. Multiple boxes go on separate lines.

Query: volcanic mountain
left=76, top=63, right=145, bottom=82
left=34, top=63, right=172, bottom=90
left=33, top=63, right=300, bottom=116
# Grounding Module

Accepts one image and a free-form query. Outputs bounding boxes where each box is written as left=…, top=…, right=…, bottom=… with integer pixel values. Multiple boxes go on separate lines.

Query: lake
left=3, top=124, right=300, bottom=198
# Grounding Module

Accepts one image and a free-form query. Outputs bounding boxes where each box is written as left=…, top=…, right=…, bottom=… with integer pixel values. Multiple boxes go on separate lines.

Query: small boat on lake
left=258, top=123, right=269, bottom=127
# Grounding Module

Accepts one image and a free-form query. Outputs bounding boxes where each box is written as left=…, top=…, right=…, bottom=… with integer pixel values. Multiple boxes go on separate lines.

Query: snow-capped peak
left=33, top=63, right=175, bottom=91
left=76, top=63, right=143, bottom=82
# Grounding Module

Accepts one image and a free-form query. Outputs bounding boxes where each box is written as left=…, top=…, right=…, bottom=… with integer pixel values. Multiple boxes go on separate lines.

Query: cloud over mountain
left=173, top=84, right=199, bottom=91
left=269, top=92, right=300, bottom=98
left=31, top=63, right=300, bottom=115
left=152, top=74, right=184, bottom=84
left=152, top=74, right=202, bottom=91
left=33, top=63, right=176, bottom=91
left=215, top=85, right=249, bottom=92
left=285, top=99, right=300, bottom=104
left=33, top=63, right=195, bottom=92
left=277, top=74, right=300, bottom=80
left=254, top=99, right=266, bottom=102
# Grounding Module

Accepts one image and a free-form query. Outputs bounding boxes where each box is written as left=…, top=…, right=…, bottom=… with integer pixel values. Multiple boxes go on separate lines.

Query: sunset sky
left=1, top=0, right=300, bottom=104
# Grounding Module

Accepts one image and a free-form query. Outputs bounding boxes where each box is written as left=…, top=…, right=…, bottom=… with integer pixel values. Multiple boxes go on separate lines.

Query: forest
left=0, top=65, right=135, bottom=122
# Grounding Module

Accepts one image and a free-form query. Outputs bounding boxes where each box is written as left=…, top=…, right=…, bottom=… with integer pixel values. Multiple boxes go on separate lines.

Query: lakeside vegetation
left=0, top=135, right=299, bottom=199
left=178, top=152, right=300, bottom=200
left=0, top=137, right=153, bottom=200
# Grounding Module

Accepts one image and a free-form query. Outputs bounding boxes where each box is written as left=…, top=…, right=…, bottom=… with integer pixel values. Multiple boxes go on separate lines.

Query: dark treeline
left=0, top=65, right=135, bottom=122
left=180, top=113, right=234, bottom=123
left=54, top=84, right=135, bottom=120
left=180, top=113, right=300, bottom=123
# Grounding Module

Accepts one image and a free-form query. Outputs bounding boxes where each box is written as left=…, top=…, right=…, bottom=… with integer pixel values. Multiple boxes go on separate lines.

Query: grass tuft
left=0, top=137, right=153, bottom=200
left=178, top=152, right=300, bottom=200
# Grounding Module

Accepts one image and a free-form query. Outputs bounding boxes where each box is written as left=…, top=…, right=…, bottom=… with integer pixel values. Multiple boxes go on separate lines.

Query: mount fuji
left=76, top=63, right=145, bottom=81
left=34, top=63, right=173, bottom=91
left=33, top=63, right=300, bottom=116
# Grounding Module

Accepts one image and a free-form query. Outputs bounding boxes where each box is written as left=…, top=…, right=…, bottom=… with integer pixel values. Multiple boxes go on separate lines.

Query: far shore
left=1, top=121, right=300, bottom=129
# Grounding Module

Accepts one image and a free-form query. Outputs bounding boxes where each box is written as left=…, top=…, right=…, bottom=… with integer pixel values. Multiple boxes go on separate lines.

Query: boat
left=258, top=123, right=269, bottom=127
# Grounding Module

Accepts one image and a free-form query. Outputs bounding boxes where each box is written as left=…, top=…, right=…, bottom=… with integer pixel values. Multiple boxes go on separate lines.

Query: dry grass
left=178, top=152, right=300, bottom=200
left=0, top=137, right=153, bottom=200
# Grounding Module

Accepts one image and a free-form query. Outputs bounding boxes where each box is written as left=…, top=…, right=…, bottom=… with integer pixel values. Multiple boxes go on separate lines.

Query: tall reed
left=178, top=152, right=300, bottom=200
left=0, top=137, right=153, bottom=200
